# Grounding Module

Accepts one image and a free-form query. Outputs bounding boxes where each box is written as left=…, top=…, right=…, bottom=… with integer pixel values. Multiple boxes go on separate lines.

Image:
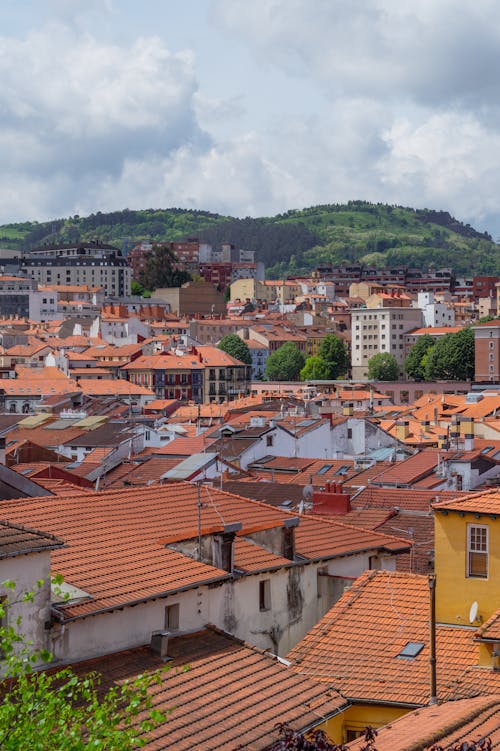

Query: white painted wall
left=0, top=552, right=52, bottom=665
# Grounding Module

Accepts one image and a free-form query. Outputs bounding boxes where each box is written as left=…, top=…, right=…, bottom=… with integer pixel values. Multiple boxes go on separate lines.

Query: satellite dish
left=303, top=484, right=314, bottom=501
left=469, top=601, right=479, bottom=623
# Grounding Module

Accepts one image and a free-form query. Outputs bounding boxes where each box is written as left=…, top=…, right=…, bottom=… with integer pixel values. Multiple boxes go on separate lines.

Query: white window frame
left=467, top=524, right=488, bottom=579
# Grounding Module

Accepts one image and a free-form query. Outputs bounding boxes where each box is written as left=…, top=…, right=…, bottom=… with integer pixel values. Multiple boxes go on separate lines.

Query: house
left=122, top=352, right=204, bottom=403
left=0, top=483, right=409, bottom=665
left=70, top=627, right=349, bottom=750
left=0, top=520, right=64, bottom=659
left=285, top=488, right=500, bottom=743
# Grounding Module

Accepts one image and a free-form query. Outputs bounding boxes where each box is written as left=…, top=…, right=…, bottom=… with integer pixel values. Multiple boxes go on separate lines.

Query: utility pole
left=429, top=574, right=437, bottom=704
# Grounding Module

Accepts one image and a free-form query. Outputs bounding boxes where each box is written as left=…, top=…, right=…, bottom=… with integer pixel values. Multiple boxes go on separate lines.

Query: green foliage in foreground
left=0, top=580, right=166, bottom=750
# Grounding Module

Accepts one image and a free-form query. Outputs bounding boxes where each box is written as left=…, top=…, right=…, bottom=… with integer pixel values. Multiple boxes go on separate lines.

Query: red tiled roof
left=433, top=488, right=500, bottom=514
left=1, top=484, right=409, bottom=621
left=348, top=695, right=500, bottom=751
left=288, top=570, right=481, bottom=705
left=370, top=450, right=440, bottom=486
left=153, top=436, right=215, bottom=456
left=70, top=628, right=348, bottom=751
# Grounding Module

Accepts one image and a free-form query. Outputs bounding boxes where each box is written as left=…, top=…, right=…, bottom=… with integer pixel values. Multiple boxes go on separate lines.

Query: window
left=259, top=579, right=271, bottom=611
left=490, top=341, right=495, bottom=349
left=347, top=428, right=352, bottom=439
left=164, top=603, right=179, bottom=630
left=266, top=435, right=274, bottom=447
left=397, top=641, right=424, bottom=659
left=467, top=524, right=488, bottom=578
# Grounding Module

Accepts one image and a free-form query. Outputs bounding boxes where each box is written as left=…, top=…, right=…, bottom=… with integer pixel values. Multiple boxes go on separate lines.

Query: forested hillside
left=0, top=202, right=498, bottom=277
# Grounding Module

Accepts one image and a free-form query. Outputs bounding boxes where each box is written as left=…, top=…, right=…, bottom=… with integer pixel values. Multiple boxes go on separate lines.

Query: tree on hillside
left=300, top=356, right=331, bottom=381
left=318, top=334, right=349, bottom=379
left=367, top=352, right=399, bottom=381
left=217, top=334, right=252, bottom=365
left=140, top=243, right=192, bottom=291
left=0, top=579, right=165, bottom=750
left=424, top=328, right=475, bottom=381
left=404, top=334, right=436, bottom=380
left=265, top=343, right=305, bottom=381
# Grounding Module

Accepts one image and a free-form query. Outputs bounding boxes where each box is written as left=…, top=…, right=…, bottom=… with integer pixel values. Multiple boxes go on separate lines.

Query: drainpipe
left=429, top=573, right=437, bottom=704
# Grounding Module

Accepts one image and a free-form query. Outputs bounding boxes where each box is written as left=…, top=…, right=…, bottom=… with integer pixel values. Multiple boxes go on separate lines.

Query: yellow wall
left=229, top=278, right=256, bottom=302
left=317, top=704, right=409, bottom=744
left=434, top=510, right=500, bottom=626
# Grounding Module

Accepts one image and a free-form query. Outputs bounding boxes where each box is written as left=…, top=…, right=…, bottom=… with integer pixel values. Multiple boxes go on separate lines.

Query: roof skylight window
left=396, top=642, right=424, bottom=659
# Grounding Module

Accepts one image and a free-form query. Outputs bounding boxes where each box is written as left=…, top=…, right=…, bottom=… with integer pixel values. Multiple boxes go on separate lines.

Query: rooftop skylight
left=396, top=642, right=424, bottom=659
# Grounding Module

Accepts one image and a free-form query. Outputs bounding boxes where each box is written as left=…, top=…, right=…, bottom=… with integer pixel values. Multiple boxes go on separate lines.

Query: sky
left=2, top=0, right=500, bottom=236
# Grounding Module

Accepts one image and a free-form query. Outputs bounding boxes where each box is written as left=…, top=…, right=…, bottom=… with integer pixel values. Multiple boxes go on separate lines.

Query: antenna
left=469, top=601, right=479, bottom=624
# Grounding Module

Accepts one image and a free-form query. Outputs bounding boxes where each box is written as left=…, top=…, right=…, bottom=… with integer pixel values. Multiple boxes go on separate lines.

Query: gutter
left=52, top=571, right=231, bottom=624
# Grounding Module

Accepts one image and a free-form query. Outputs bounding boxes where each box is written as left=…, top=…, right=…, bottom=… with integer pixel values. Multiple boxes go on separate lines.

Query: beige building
left=155, top=281, right=225, bottom=317
left=351, top=306, right=423, bottom=379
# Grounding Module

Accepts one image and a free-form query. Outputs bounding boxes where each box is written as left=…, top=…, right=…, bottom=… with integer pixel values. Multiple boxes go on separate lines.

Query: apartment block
left=473, top=319, right=500, bottom=383
left=351, top=306, right=424, bottom=379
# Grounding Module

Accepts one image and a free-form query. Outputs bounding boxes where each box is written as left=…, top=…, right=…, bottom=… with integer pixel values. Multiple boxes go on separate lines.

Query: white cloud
left=0, top=22, right=206, bottom=220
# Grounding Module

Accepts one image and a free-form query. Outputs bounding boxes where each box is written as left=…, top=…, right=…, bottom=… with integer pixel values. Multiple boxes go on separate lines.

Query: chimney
left=462, top=417, right=475, bottom=451
left=150, top=630, right=171, bottom=660
left=214, top=522, right=242, bottom=573
left=282, top=516, right=299, bottom=560
left=312, top=483, right=351, bottom=515
left=0, top=437, right=5, bottom=465
left=396, top=420, right=410, bottom=441
left=342, top=402, right=354, bottom=417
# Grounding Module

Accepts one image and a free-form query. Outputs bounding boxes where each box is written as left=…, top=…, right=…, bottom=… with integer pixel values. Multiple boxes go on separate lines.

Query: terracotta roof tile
left=288, top=570, right=481, bottom=706
left=1, top=484, right=409, bottom=622
left=433, top=488, right=500, bottom=514
left=348, top=695, right=500, bottom=751
left=69, top=628, right=348, bottom=751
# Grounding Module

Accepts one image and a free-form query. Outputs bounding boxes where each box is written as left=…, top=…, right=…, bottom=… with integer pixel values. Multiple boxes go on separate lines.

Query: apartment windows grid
left=467, top=524, right=488, bottom=578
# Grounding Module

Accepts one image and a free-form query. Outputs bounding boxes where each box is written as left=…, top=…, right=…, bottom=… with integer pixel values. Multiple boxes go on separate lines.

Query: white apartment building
left=416, top=292, right=455, bottom=327
left=351, top=306, right=424, bottom=379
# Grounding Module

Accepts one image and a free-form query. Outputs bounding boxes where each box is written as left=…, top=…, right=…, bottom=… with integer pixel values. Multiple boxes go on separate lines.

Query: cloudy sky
left=2, top=0, right=500, bottom=235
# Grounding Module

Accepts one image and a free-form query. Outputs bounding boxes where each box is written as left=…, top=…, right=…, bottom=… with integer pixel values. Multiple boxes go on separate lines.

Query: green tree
left=367, top=352, right=399, bottom=381
left=318, top=334, right=349, bottom=379
left=217, top=334, right=252, bottom=365
left=404, top=334, right=436, bottom=380
left=0, top=580, right=166, bottom=750
left=140, top=243, right=192, bottom=291
left=265, top=342, right=305, bottom=381
left=424, top=328, right=475, bottom=381
left=300, top=356, right=331, bottom=381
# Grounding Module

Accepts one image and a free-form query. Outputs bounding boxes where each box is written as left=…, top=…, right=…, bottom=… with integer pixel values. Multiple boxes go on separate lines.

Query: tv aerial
left=469, top=601, right=479, bottom=624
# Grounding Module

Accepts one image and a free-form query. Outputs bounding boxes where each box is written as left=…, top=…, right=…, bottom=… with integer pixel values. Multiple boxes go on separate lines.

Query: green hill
left=1, top=202, right=498, bottom=277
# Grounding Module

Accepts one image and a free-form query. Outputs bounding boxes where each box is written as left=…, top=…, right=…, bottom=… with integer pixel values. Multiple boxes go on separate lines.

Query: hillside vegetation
left=0, top=202, right=498, bottom=277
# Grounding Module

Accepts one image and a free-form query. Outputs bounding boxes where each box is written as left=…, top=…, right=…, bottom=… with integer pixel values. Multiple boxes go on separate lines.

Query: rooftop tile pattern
left=288, top=570, right=482, bottom=706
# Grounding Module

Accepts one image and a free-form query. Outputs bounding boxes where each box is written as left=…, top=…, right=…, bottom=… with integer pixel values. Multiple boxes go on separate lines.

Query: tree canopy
left=404, top=334, right=436, bottom=380
left=367, top=352, right=399, bottom=381
left=318, top=334, right=349, bottom=379
left=139, top=243, right=192, bottom=291
left=300, top=356, right=331, bottom=381
left=424, top=328, right=475, bottom=381
left=265, top=342, right=305, bottom=381
left=217, top=334, right=252, bottom=365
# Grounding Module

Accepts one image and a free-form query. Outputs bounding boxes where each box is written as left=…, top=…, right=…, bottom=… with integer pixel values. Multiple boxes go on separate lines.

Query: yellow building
left=287, top=489, right=500, bottom=744
left=433, top=489, right=500, bottom=670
